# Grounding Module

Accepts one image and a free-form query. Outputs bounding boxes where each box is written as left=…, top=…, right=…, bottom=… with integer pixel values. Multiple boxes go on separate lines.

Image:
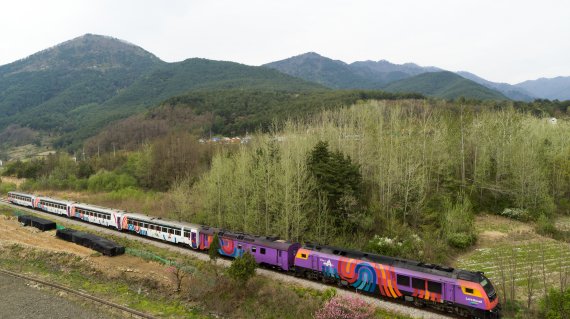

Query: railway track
left=0, top=268, right=156, bottom=319
left=0, top=198, right=455, bottom=319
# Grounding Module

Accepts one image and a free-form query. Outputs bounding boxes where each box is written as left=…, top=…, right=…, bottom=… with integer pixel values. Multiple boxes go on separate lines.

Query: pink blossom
left=314, top=295, right=375, bottom=319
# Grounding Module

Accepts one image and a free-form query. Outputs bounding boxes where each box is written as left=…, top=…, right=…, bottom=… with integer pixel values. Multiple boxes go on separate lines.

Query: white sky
left=1, top=0, right=568, bottom=84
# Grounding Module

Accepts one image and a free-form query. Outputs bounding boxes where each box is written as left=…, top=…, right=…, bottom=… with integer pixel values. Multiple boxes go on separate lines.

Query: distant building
left=548, top=117, right=557, bottom=125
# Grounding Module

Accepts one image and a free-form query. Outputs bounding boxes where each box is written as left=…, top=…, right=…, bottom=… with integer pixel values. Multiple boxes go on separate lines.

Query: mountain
left=0, top=34, right=325, bottom=149
left=265, top=53, right=508, bottom=100
left=383, top=71, right=507, bottom=100
left=515, top=77, right=570, bottom=101
left=457, top=71, right=535, bottom=101
left=0, top=34, right=163, bottom=129
left=263, top=52, right=440, bottom=89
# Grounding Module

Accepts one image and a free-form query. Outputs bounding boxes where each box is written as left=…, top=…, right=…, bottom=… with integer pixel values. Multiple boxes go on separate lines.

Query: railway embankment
left=0, top=206, right=436, bottom=319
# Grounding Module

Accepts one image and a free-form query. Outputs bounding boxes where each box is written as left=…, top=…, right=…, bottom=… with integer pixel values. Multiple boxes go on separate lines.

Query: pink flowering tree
left=314, top=295, right=375, bottom=319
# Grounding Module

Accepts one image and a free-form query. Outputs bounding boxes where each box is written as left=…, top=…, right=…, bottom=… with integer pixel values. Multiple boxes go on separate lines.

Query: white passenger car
left=36, top=196, right=74, bottom=217
left=122, top=213, right=200, bottom=248
left=71, top=203, right=124, bottom=229
left=7, top=191, right=37, bottom=208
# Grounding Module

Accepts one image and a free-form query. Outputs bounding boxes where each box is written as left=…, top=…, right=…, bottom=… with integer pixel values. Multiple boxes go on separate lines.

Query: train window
left=184, top=231, right=190, bottom=237
left=412, top=278, right=425, bottom=290
left=260, top=248, right=266, bottom=255
left=301, top=253, right=307, bottom=258
left=251, top=246, right=256, bottom=253
left=175, top=230, right=181, bottom=236
left=465, top=288, right=474, bottom=294
left=397, top=275, right=410, bottom=287
left=168, top=229, right=174, bottom=234
left=427, top=281, right=442, bottom=294
left=238, top=244, right=242, bottom=250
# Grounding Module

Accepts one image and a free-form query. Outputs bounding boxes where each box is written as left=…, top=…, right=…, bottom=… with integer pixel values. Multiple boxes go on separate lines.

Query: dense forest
left=4, top=99, right=569, bottom=259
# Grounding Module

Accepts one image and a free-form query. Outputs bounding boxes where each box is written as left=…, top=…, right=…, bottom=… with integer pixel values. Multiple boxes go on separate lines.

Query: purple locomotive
left=8, top=191, right=500, bottom=318
left=294, top=243, right=499, bottom=318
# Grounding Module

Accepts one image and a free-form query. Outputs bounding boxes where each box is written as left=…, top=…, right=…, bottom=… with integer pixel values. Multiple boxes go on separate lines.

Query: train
left=7, top=191, right=500, bottom=318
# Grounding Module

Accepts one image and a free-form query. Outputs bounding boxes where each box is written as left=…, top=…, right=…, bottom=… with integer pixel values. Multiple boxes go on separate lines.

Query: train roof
left=37, top=196, right=75, bottom=205
left=73, top=203, right=123, bottom=214
left=8, top=191, right=34, bottom=197
left=124, top=213, right=201, bottom=230
left=218, top=230, right=298, bottom=251
left=302, top=243, right=482, bottom=281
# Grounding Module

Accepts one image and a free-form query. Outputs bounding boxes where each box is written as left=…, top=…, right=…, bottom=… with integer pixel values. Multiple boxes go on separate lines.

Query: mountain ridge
left=383, top=71, right=507, bottom=100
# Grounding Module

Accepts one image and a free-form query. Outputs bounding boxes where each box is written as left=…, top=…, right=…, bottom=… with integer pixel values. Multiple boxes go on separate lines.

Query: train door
left=191, top=230, right=199, bottom=249
left=446, top=283, right=455, bottom=303
left=311, top=255, right=318, bottom=271
left=277, top=250, right=284, bottom=269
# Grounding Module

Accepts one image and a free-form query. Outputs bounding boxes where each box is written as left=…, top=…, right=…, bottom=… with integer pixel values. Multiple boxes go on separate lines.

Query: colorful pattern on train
left=218, top=237, right=243, bottom=257
left=320, top=256, right=403, bottom=297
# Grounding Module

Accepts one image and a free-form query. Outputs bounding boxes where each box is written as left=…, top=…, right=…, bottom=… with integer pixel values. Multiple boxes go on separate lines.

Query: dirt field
left=0, top=215, right=173, bottom=288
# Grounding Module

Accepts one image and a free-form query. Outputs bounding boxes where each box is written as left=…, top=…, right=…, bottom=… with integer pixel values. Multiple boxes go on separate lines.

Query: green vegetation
left=307, top=141, right=363, bottom=230
left=384, top=71, right=508, bottom=100
left=168, top=100, right=570, bottom=263
left=85, top=89, right=423, bottom=154
left=540, top=288, right=570, bottom=319
left=227, top=252, right=257, bottom=285
left=208, top=233, right=220, bottom=263
left=6, top=99, right=570, bottom=266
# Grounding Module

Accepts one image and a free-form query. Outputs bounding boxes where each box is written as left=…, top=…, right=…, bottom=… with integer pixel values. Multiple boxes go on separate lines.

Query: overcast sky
left=1, top=0, right=568, bottom=84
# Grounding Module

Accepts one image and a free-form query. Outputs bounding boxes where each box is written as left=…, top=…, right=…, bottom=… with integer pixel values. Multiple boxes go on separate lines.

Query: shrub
left=87, top=170, right=137, bottom=192
left=366, top=233, right=423, bottom=259
left=536, top=214, right=558, bottom=237
left=321, top=288, right=337, bottom=301
left=0, top=181, right=16, bottom=195
left=500, top=208, right=531, bottom=221
left=447, top=232, right=476, bottom=249
left=314, top=295, right=375, bottom=319
left=227, top=251, right=257, bottom=285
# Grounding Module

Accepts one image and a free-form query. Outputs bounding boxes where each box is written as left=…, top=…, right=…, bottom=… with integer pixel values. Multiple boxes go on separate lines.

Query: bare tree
left=541, top=243, right=549, bottom=314
left=525, top=254, right=536, bottom=313
left=168, top=263, right=190, bottom=293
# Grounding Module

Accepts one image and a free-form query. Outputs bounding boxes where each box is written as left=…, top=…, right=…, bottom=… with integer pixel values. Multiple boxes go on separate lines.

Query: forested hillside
left=0, top=34, right=163, bottom=130
left=84, top=90, right=423, bottom=154
left=383, top=71, right=508, bottom=100
left=0, top=34, right=326, bottom=150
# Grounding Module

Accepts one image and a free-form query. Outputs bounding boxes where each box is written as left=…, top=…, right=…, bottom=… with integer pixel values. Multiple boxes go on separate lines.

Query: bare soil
left=0, top=215, right=172, bottom=288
